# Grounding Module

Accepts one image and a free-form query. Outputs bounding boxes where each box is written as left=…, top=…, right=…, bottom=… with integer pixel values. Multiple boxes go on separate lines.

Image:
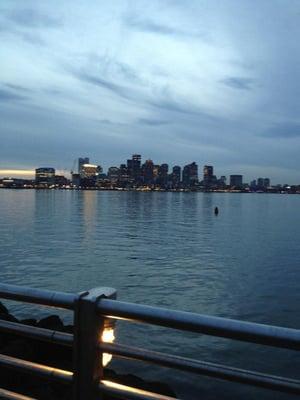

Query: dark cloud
left=7, top=8, right=62, bottom=29
left=0, top=20, right=46, bottom=45
left=262, top=122, right=300, bottom=139
left=221, top=77, right=254, bottom=90
left=98, top=119, right=114, bottom=124
left=83, top=54, right=145, bottom=85
left=4, top=83, right=32, bottom=93
left=20, top=31, right=45, bottom=45
left=138, top=118, right=170, bottom=126
left=72, top=65, right=191, bottom=116
left=73, top=70, right=134, bottom=101
left=41, top=88, right=62, bottom=96
left=148, top=98, right=196, bottom=115
left=147, top=97, right=222, bottom=122
left=114, top=61, right=141, bottom=83
left=0, top=88, right=28, bottom=102
left=124, top=15, right=201, bottom=38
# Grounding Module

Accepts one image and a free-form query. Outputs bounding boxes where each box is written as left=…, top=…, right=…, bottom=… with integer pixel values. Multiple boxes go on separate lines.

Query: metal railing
left=0, top=283, right=299, bottom=399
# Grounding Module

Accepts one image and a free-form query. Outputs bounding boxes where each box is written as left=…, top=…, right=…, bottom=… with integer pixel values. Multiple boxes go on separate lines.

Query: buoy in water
left=214, top=207, right=219, bottom=215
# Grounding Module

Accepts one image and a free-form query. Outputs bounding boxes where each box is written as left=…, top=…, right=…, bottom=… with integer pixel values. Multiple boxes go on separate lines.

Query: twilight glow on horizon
left=1, top=0, right=300, bottom=183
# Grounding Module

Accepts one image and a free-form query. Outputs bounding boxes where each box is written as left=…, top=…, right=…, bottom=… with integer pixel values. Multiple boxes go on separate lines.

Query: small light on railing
left=102, top=327, right=115, bottom=343
left=101, top=321, right=115, bottom=367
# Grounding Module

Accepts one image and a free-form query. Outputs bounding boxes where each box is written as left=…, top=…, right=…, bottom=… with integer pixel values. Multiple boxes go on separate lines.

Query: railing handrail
left=0, top=283, right=299, bottom=400
left=0, top=283, right=77, bottom=309
left=97, top=298, right=300, bottom=350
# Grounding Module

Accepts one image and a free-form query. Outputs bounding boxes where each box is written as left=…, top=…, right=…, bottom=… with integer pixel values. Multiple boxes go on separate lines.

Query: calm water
left=0, top=190, right=299, bottom=399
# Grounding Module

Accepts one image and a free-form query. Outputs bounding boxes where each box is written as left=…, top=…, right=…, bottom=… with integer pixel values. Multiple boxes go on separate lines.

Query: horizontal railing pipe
left=99, top=381, right=178, bottom=400
left=100, top=343, right=300, bottom=395
left=0, top=354, right=72, bottom=384
left=98, top=299, right=300, bottom=350
left=0, top=319, right=73, bottom=347
left=0, top=388, right=37, bottom=400
left=0, top=283, right=77, bottom=310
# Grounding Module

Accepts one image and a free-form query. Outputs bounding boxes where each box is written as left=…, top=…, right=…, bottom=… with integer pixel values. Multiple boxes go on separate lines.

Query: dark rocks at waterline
left=0, top=301, right=176, bottom=399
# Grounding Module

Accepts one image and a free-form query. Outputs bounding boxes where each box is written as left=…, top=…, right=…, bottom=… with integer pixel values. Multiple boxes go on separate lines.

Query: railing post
left=72, top=287, right=117, bottom=400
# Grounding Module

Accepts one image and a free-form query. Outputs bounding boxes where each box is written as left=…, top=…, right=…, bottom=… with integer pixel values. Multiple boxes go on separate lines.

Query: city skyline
left=0, top=153, right=294, bottom=187
left=0, top=155, right=267, bottom=185
left=1, top=1, right=300, bottom=183
left=0, top=154, right=281, bottom=190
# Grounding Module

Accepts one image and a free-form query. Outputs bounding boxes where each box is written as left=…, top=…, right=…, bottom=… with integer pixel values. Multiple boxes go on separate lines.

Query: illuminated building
left=78, top=157, right=89, bottom=174
left=35, top=168, right=55, bottom=186
left=127, top=154, right=141, bottom=183
left=80, top=164, right=102, bottom=179
left=203, top=165, right=214, bottom=186
left=118, top=164, right=130, bottom=184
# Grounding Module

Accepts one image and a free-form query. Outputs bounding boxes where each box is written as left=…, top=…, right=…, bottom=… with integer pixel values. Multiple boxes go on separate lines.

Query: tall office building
left=119, top=164, right=129, bottom=184
left=257, top=177, right=270, bottom=188
left=172, top=166, right=181, bottom=187
left=203, top=165, right=214, bottom=185
left=264, top=178, right=270, bottom=188
left=219, top=176, right=227, bottom=185
left=182, top=162, right=198, bottom=187
left=158, top=164, right=169, bottom=187
left=107, top=167, right=120, bottom=183
left=153, top=165, right=160, bottom=183
left=127, top=154, right=141, bottom=182
left=78, top=157, right=89, bottom=174
left=142, top=159, right=154, bottom=185
left=230, top=175, right=243, bottom=188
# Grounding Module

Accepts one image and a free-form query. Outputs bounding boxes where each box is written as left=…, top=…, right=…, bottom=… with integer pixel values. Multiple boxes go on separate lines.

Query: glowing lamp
left=101, top=319, right=116, bottom=367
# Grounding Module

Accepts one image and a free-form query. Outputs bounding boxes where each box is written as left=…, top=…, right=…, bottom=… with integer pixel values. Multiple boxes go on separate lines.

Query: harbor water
left=0, top=190, right=299, bottom=399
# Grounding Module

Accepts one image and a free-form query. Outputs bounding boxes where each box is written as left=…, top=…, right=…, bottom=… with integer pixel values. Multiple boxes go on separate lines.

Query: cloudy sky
left=1, top=0, right=300, bottom=183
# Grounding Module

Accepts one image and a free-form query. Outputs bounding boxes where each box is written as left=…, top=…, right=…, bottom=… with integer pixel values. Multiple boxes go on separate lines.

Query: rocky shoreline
left=0, top=301, right=176, bottom=399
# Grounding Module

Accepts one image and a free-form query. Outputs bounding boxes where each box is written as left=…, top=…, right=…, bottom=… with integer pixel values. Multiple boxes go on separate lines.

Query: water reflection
left=81, top=191, right=98, bottom=241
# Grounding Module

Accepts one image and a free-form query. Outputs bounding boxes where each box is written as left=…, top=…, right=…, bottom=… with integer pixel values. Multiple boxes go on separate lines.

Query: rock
left=37, top=315, right=64, bottom=331
left=64, top=325, right=73, bottom=333
left=20, top=318, right=37, bottom=326
left=0, top=312, right=19, bottom=323
left=0, top=301, right=9, bottom=315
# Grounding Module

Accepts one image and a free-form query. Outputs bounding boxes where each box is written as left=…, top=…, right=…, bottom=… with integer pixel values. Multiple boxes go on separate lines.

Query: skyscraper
left=230, top=175, right=243, bottom=188
left=142, top=159, right=154, bottom=185
left=203, top=165, right=214, bottom=186
left=119, top=164, right=129, bottom=184
left=107, top=167, right=120, bottom=183
left=172, top=166, right=181, bottom=187
left=127, top=154, right=141, bottom=182
left=158, top=163, right=169, bottom=187
left=182, top=162, right=198, bottom=187
left=257, top=177, right=270, bottom=188
left=78, top=157, right=89, bottom=174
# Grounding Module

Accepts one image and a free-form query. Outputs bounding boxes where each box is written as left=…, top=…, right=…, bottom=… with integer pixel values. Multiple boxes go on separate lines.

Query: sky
left=1, top=0, right=300, bottom=183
